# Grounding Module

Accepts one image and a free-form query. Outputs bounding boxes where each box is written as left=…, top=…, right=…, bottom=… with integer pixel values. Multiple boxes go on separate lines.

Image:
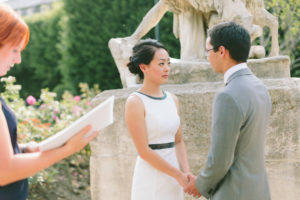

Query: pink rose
left=26, top=96, right=36, bottom=105
left=74, top=96, right=81, bottom=102
left=52, top=115, right=60, bottom=122
left=72, top=106, right=84, bottom=116
left=53, top=108, right=59, bottom=114
left=39, top=104, right=47, bottom=110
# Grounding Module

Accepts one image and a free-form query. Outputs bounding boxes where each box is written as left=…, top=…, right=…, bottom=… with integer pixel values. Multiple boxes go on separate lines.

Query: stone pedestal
left=90, top=76, right=300, bottom=200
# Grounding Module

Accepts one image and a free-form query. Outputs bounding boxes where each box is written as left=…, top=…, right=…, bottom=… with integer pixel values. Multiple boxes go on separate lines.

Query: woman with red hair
left=0, top=4, right=99, bottom=199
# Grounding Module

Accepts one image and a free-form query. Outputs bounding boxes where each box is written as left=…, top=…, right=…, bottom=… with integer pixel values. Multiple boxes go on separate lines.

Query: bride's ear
left=139, top=63, right=147, bottom=73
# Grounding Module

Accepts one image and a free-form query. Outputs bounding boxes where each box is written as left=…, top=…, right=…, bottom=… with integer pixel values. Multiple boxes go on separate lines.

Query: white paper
left=38, top=96, right=114, bottom=152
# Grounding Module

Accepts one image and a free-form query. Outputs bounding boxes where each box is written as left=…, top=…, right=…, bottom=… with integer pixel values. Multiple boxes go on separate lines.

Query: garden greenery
left=1, top=76, right=100, bottom=199
left=6, top=0, right=298, bottom=99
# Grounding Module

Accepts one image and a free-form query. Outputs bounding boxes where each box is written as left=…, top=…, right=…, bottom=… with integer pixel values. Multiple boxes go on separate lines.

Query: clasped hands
left=178, top=172, right=201, bottom=198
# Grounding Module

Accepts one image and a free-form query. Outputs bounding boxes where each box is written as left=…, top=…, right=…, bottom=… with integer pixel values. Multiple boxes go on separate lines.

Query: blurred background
left=4, top=0, right=299, bottom=100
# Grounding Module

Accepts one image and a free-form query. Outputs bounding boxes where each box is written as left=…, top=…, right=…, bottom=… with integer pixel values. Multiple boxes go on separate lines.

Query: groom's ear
left=219, top=46, right=225, bottom=55
left=219, top=46, right=230, bottom=59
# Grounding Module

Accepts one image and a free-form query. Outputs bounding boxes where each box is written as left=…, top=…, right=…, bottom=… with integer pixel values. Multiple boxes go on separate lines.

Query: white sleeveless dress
left=131, top=91, right=184, bottom=200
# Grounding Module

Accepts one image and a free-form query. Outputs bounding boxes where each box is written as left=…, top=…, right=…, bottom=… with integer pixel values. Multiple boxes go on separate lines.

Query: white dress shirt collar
left=224, top=62, right=248, bottom=84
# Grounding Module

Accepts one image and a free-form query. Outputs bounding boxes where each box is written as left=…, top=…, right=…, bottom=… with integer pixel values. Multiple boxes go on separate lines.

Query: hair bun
left=129, top=56, right=134, bottom=62
left=127, top=56, right=139, bottom=74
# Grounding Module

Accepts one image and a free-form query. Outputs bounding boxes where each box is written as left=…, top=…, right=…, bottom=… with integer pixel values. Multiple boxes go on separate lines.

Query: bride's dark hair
left=127, top=39, right=168, bottom=79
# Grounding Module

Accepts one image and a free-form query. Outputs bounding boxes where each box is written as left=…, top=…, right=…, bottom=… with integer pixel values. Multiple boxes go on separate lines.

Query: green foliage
left=291, top=58, right=300, bottom=77
left=3, top=0, right=180, bottom=99
left=265, top=0, right=300, bottom=77
left=7, top=3, right=64, bottom=99
left=4, top=0, right=299, bottom=101
left=0, top=76, right=100, bottom=199
left=59, top=0, right=128, bottom=93
left=58, top=0, right=179, bottom=94
left=58, top=0, right=180, bottom=93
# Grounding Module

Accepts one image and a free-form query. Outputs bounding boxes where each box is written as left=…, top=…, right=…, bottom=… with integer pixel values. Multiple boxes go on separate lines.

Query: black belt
left=149, top=142, right=175, bottom=150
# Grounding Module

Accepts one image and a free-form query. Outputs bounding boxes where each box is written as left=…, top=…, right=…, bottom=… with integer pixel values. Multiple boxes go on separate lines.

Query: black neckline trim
left=136, top=91, right=167, bottom=100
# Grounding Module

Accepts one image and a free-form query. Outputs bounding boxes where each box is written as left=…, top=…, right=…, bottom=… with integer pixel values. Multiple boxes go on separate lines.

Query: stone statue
left=206, top=0, right=279, bottom=57
left=245, top=0, right=279, bottom=56
left=109, top=0, right=279, bottom=87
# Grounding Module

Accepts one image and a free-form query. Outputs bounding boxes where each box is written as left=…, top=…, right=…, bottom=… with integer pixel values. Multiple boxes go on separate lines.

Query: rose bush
left=1, top=76, right=100, bottom=199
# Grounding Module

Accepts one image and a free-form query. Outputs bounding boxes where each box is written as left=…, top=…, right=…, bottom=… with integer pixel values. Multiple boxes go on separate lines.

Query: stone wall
left=90, top=78, right=300, bottom=200
left=168, top=56, right=290, bottom=84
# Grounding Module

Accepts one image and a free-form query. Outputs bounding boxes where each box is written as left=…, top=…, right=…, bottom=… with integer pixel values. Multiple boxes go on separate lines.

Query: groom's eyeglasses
left=205, top=48, right=215, bottom=57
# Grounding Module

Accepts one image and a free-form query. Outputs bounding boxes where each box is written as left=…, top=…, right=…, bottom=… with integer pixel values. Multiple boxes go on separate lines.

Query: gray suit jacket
left=196, top=68, right=271, bottom=200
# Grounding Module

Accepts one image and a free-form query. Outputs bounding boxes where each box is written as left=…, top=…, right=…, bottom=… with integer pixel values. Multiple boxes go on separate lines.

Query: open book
left=38, top=96, right=114, bottom=152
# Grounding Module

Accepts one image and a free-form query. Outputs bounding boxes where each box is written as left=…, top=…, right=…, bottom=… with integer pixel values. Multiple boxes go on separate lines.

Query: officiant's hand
left=64, top=125, right=99, bottom=155
left=20, top=141, right=40, bottom=153
left=184, top=173, right=201, bottom=198
left=25, top=141, right=39, bottom=153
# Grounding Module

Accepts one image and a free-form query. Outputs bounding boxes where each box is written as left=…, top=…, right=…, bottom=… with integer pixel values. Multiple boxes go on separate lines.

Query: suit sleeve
left=196, top=92, right=243, bottom=198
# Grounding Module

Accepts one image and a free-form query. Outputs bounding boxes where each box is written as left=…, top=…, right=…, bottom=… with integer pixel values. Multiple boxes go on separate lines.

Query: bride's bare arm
left=125, top=94, right=188, bottom=187
left=171, top=94, right=190, bottom=174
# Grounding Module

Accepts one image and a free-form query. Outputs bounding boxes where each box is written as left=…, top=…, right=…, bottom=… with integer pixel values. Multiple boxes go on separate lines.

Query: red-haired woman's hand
left=63, top=125, right=99, bottom=155
left=25, top=141, right=40, bottom=153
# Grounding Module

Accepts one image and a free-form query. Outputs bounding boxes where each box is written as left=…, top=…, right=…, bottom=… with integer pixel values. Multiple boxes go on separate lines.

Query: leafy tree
left=264, top=0, right=300, bottom=77
left=5, top=0, right=299, bottom=100
left=59, top=0, right=181, bottom=94
left=60, top=0, right=143, bottom=93
left=7, top=3, right=64, bottom=98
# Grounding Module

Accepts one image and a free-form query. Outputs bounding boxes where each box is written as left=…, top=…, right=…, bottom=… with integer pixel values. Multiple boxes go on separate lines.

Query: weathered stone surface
left=90, top=78, right=300, bottom=200
left=168, top=56, right=290, bottom=84
left=249, top=45, right=266, bottom=59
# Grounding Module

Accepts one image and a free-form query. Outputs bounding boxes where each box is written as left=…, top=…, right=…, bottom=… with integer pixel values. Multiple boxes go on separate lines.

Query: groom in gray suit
left=184, top=22, right=272, bottom=200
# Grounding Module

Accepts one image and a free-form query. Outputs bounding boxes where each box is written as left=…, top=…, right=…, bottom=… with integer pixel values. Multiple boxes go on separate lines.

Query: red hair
left=0, top=3, right=29, bottom=50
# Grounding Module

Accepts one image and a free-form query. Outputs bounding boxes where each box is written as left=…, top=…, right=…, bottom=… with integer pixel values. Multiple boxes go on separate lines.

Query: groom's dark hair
left=208, top=21, right=251, bottom=62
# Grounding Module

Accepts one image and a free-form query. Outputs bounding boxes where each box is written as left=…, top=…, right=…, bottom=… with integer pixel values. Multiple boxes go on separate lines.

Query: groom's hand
left=184, top=174, right=201, bottom=198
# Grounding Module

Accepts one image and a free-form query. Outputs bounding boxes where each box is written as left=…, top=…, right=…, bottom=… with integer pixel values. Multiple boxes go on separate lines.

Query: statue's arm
left=130, top=0, right=169, bottom=41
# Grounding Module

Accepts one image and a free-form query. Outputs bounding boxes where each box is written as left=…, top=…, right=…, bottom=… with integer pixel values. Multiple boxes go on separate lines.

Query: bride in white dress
left=125, top=39, right=191, bottom=200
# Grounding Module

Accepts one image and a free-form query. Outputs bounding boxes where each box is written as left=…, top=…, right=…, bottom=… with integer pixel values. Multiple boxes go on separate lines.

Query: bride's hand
left=176, top=172, right=189, bottom=187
